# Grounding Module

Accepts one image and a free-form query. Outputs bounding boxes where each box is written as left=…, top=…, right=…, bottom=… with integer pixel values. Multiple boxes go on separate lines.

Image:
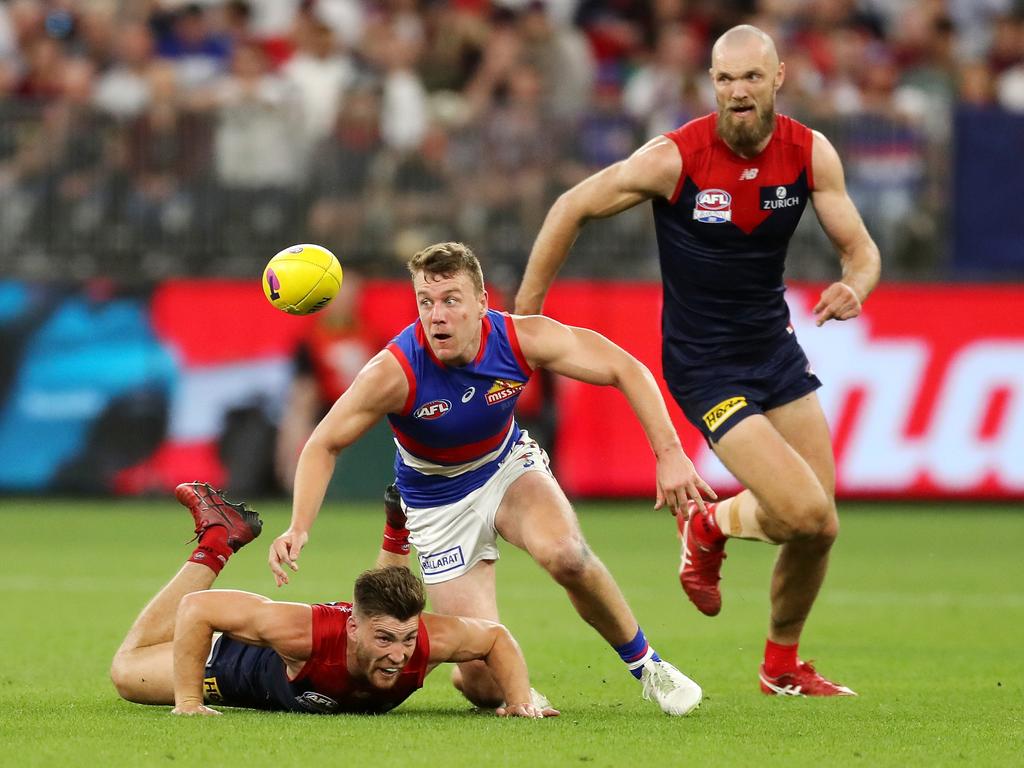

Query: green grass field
left=3, top=498, right=1022, bottom=767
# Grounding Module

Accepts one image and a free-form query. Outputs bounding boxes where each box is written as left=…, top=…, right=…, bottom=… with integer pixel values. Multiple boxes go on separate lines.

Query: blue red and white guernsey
left=653, top=113, right=815, bottom=376
left=385, top=309, right=533, bottom=508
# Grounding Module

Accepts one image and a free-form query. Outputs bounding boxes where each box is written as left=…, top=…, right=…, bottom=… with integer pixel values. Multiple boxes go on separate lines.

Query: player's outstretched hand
left=495, top=703, right=561, bottom=718
left=654, top=446, right=717, bottom=517
left=813, top=281, right=862, bottom=326
left=269, top=529, right=308, bottom=587
left=171, top=704, right=221, bottom=716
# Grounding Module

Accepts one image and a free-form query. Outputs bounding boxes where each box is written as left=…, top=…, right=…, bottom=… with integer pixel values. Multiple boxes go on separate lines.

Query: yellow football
left=262, top=244, right=343, bottom=315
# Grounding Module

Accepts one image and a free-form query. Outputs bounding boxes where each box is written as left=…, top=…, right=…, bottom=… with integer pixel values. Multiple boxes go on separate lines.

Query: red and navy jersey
left=653, top=113, right=815, bottom=373
left=204, top=602, right=430, bottom=714
left=385, top=310, right=533, bottom=508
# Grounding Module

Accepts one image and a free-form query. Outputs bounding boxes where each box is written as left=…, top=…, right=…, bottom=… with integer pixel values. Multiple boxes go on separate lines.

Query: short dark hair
left=353, top=566, right=426, bottom=621
left=407, top=241, right=485, bottom=295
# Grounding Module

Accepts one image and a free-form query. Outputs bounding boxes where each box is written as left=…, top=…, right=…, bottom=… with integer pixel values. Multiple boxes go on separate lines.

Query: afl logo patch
left=414, top=399, right=451, bottom=420
left=693, top=189, right=732, bottom=223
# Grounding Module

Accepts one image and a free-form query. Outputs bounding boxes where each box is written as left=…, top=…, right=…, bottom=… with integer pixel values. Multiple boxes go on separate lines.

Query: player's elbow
left=489, top=622, right=515, bottom=651
left=551, top=188, right=591, bottom=225
left=303, top=429, right=343, bottom=459
left=609, top=354, right=655, bottom=394
left=482, top=623, right=522, bottom=670
left=175, top=591, right=214, bottom=634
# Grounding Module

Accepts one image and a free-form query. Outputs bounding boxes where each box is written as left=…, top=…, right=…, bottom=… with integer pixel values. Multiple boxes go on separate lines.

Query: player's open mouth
left=378, top=666, right=400, bottom=676
left=433, top=333, right=451, bottom=342
left=731, top=105, right=755, bottom=115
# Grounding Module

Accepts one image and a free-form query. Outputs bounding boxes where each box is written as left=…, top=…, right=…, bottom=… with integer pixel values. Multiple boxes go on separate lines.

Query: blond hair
left=407, top=242, right=485, bottom=295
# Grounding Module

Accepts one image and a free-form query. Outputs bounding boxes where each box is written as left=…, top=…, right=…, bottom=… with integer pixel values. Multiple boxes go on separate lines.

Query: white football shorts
left=405, top=431, right=551, bottom=584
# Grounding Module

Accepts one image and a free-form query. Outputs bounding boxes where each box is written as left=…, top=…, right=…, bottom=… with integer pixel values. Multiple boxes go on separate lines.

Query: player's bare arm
left=270, top=351, right=409, bottom=586
left=515, top=137, right=682, bottom=315
left=422, top=613, right=558, bottom=719
left=513, top=315, right=714, bottom=514
left=171, top=590, right=311, bottom=715
left=810, top=130, right=882, bottom=327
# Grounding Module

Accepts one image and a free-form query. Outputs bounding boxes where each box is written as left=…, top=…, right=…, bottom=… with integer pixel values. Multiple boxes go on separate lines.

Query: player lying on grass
left=110, top=482, right=558, bottom=718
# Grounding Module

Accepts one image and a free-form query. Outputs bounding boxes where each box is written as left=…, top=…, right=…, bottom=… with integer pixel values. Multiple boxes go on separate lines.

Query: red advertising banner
left=541, top=282, right=1023, bottom=499
left=40, top=278, right=1010, bottom=499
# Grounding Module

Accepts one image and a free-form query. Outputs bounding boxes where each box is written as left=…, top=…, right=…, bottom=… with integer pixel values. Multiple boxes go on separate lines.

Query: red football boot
left=759, top=661, right=857, bottom=696
left=176, top=481, right=262, bottom=552
left=677, top=500, right=726, bottom=616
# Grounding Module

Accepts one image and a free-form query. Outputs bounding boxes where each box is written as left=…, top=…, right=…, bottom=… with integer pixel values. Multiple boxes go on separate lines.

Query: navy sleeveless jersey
left=385, top=310, right=533, bottom=508
left=204, top=602, right=430, bottom=714
left=653, top=113, right=815, bottom=375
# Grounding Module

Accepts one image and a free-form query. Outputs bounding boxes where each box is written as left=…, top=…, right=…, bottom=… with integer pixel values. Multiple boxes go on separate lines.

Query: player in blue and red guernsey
left=269, top=241, right=715, bottom=716
left=516, top=25, right=881, bottom=696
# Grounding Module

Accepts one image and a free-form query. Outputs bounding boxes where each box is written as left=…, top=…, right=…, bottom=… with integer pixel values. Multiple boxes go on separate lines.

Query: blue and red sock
left=616, top=627, right=662, bottom=679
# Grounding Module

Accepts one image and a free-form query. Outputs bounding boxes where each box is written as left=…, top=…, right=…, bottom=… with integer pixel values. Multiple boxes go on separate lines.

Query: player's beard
left=716, top=103, right=776, bottom=154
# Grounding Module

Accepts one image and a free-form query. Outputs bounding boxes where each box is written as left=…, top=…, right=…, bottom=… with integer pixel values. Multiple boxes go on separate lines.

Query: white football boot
left=640, top=659, right=702, bottom=716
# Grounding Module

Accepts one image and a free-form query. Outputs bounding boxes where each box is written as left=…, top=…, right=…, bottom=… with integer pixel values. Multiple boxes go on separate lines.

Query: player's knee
left=534, top=537, right=591, bottom=586
left=451, top=662, right=504, bottom=709
left=109, top=655, right=139, bottom=702
left=819, top=508, right=839, bottom=541
left=780, top=491, right=836, bottom=541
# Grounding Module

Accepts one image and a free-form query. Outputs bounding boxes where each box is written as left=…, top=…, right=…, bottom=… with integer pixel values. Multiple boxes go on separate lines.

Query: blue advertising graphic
left=0, top=283, right=177, bottom=491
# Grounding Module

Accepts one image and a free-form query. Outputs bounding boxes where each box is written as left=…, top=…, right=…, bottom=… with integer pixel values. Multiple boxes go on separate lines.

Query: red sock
left=382, top=522, right=410, bottom=555
left=691, top=502, right=725, bottom=546
left=188, top=526, right=232, bottom=575
left=764, top=638, right=799, bottom=677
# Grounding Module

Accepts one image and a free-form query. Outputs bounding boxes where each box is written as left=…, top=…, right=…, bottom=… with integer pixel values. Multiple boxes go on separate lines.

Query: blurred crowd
left=0, top=0, right=1022, bottom=284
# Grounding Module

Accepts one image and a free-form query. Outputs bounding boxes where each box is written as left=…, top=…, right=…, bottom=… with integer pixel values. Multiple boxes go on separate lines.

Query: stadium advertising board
left=544, top=283, right=1023, bottom=499
left=0, top=280, right=1019, bottom=499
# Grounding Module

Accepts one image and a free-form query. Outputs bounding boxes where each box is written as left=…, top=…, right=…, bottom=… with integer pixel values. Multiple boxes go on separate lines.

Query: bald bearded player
left=516, top=25, right=881, bottom=696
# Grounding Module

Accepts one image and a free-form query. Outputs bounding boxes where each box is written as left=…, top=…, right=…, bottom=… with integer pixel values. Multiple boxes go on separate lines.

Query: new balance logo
left=739, top=168, right=759, bottom=180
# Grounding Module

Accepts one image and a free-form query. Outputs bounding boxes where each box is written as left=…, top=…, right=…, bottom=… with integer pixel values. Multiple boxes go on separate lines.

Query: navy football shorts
left=202, top=634, right=291, bottom=710
left=666, top=335, right=822, bottom=445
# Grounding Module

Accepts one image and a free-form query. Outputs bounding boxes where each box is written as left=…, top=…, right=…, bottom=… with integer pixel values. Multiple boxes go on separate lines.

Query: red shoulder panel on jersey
left=385, top=343, right=417, bottom=416
left=502, top=313, right=534, bottom=377
left=774, top=114, right=815, bottom=189
left=664, top=114, right=716, bottom=205
left=473, top=315, right=492, bottom=366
